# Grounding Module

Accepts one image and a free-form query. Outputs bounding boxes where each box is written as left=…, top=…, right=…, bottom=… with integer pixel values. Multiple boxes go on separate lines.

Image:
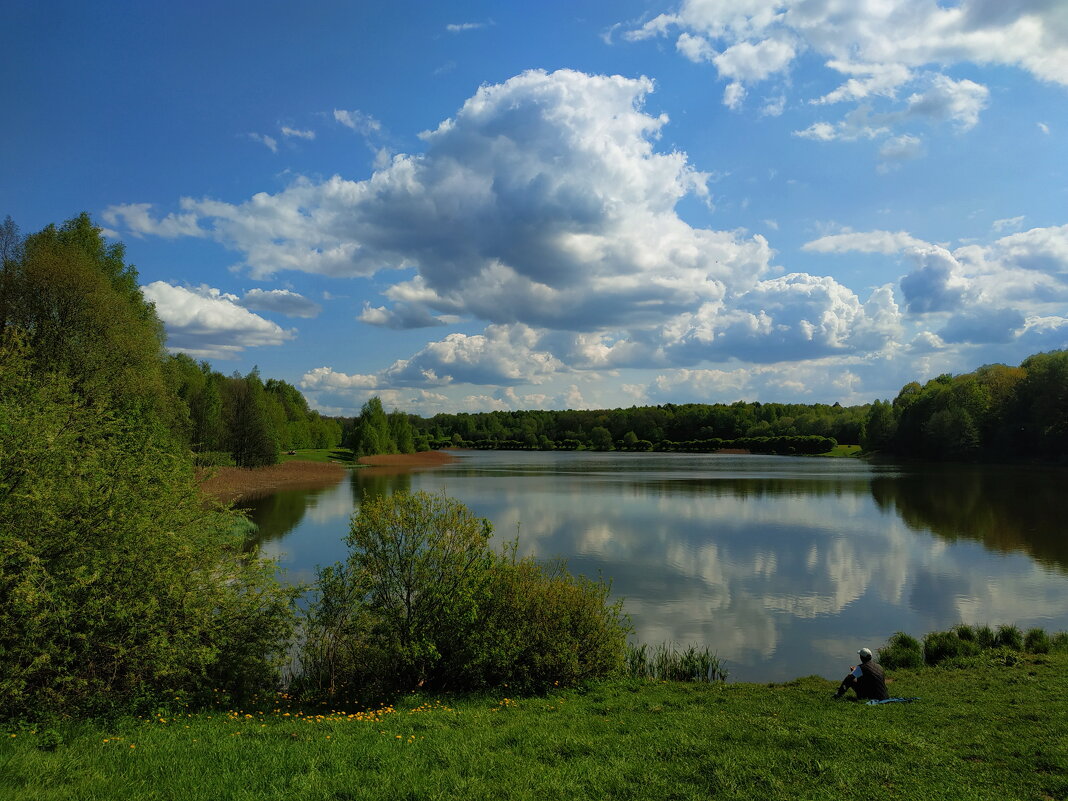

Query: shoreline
left=356, top=450, right=459, bottom=467
left=198, top=461, right=347, bottom=505
left=199, top=451, right=458, bottom=504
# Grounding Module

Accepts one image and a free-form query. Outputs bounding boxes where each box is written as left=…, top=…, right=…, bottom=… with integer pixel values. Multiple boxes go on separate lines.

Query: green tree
left=350, top=396, right=396, bottom=456
left=0, top=213, right=176, bottom=425
left=225, top=369, right=279, bottom=467
left=389, top=410, right=416, bottom=454
left=340, top=491, right=492, bottom=687
left=861, top=400, right=897, bottom=452
left=590, top=426, right=614, bottom=450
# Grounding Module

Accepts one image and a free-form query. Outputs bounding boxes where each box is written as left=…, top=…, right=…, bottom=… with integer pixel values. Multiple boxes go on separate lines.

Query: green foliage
left=300, top=491, right=492, bottom=696
left=299, top=493, right=629, bottom=699
left=0, top=339, right=297, bottom=718
left=860, top=399, right=896, bottom=452
left=191, top=450, right=237, bottom=467
left=995, top=624, right=1023, bottom=650
left=450, top=547, right=630, bottom=693
left=623, top=642, right=727, bottom=682
left=0, top=213, right=177, bottom=426
left=345, top=396, right=397, bottom=456
left=1023, top=628, right=1051, bottom=654
left=922, top=630, right=980, bottom=665
left=224, top=369, right=279, bottom=468
left=878, top=624, right=1065, bottom=670
left=877, top=632, right=924, bottom=670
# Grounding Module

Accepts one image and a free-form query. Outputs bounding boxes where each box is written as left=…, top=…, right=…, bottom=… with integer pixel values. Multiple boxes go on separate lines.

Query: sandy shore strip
left=199, top=461, right=347, bottom=505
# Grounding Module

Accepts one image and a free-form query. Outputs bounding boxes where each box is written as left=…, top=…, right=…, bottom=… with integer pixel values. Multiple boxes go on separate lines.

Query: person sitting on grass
left=833, top=647, right=889, bottom=701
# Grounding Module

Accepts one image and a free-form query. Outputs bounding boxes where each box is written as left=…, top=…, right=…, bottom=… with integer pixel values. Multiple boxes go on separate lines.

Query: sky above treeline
left=4, top=1, right=1067, bottom=416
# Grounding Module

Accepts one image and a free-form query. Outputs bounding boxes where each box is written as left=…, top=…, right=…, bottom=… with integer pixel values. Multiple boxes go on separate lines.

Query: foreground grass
left=278, top=447, right=357, bottom=465
left=3, top=654, right=1065, bottom=801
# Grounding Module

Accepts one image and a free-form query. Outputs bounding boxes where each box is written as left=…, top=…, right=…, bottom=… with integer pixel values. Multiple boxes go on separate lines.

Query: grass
left=278, top=447, right=358, bottom=466
left=3, top=653, right=1065, bottom=800
left=821, top=443, right=863, bottom=458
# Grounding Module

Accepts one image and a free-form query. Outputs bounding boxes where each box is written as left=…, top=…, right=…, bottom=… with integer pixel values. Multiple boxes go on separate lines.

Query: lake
left=242, top=450, right=1068, bottom=683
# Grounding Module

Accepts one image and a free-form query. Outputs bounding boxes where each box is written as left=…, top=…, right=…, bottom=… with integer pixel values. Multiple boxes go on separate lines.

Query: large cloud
left=110, top=70, right=902, bottom=380
left=141, top=282, right=294, bottom=359
left=106, top=70, right=772, bottom=332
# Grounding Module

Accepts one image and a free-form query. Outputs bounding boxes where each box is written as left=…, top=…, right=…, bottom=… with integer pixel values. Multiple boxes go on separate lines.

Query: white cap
left=858, top=647, right=873, bottom=659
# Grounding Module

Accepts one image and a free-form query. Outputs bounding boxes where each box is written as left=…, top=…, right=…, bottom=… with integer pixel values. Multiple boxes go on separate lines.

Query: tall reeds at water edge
left=624, top=643, right=728, bottom=683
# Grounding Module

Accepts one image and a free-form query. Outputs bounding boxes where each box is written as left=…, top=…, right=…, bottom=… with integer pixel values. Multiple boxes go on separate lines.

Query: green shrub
left=298, top=492, right=630, bottom=701
left=0, top=344, right=297, bottom=719
left=1051, top=632, right=1068, bottom=653
left=995, top=624, right=1023, bottom=650
left=1024, top=628, right=1051, bottom=654
left=878, top=632, right=924, bottom=670
left=449, top=548, right=630, bottom=692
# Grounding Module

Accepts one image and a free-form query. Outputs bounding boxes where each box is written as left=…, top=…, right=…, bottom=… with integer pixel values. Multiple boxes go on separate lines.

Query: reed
left=623, top=642, right=727, bottom=683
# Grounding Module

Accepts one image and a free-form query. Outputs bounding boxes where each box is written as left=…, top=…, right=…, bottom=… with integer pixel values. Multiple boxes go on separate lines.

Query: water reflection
left=244, top=451, right=1068, bottom=683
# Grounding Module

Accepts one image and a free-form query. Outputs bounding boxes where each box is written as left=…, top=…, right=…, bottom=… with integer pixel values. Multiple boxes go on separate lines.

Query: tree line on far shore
left=396, top=353, right=1067, bottom=463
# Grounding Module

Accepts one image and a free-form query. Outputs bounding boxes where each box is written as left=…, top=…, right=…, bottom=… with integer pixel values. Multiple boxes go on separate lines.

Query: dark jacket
left=856, top=660, right=889, bottom=700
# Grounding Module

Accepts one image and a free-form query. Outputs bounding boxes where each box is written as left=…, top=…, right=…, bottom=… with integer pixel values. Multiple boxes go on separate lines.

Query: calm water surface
left=243, top=451, right=1068, bottom=683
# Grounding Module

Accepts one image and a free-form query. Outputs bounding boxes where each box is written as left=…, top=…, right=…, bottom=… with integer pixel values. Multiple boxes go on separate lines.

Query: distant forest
left=388, top=350, right=1068, bottom=463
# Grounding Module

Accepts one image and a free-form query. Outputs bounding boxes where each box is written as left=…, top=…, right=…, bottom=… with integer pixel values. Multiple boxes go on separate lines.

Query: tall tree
left=225, top=369, right=279, bottom=468
left=0, top=213, right=177, bottom=427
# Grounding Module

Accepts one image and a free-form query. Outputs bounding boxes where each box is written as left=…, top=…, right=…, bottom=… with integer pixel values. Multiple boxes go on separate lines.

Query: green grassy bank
left=4, top=653, right=1065, bottom=801
left=278, top=447, right=357, bottom=465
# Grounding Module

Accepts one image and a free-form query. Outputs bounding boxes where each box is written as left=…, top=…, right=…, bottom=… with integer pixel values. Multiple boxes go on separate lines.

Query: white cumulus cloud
left=141, top=282, right=294, bottom=359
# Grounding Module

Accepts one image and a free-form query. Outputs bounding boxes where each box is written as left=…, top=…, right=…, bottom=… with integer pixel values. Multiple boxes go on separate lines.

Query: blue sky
left=4, top=1, right=1067, bottom=416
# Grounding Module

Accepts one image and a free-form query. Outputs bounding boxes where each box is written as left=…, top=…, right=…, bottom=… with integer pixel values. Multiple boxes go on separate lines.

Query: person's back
left=855, top=658, right=888, bottom=700
left=834, top=647, right=888, bottom=700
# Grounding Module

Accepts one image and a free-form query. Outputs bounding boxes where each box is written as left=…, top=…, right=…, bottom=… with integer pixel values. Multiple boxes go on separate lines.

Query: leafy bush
left=1051, top=632, right=1068, bottom=653
left=298, top=492, right=630, bottom=700
left=0, top=341, right=298, bottom=719
left=448, top=548, right=630, bottom=693
left=995, top=624, right=1023, bottom=650
left=1024, top=628, right=1051, bottom=654
left=878, top=632, right=924, bottom=670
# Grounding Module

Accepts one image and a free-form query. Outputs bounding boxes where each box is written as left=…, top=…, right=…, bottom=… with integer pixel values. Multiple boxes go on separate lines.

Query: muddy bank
left=356, top=450, right=459, bottom=467
left=355, top=450, right=460, bottom=477
left=199, top=461, right=346, bottom=504
left=199, top=452, right=458, bottom=503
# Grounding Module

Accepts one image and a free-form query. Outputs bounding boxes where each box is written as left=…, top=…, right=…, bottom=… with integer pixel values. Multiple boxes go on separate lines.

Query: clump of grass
left=995, top=624, right=1023, bottom=650
left=880, top=624, right=1067, bottom=669
left=623, top=642, right=727, bottom=683
left=1024, top=628, right=1051, bottom=654
left=878, top=632, right=923, bottom=669
left=923, top=630, right=980, bottom=665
